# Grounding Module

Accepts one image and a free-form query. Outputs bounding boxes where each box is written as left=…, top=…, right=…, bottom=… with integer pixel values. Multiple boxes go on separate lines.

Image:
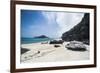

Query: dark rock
left=61, top=13, right=90, bottom=45
left=21, top=48, right=30, bottom=54
left=54, top=45, right=60, bottom=48
left=49, top=40, right=64, bottom=44
left=65, top=41, right=87, bottom=51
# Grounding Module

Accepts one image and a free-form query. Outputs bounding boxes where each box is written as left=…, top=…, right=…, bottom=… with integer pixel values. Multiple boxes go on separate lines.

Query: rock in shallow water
left=65, top=41, right=87, bottom=51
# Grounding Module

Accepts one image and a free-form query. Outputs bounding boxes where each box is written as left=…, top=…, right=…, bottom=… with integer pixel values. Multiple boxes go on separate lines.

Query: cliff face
left=61, top=13, right=90, bottom=44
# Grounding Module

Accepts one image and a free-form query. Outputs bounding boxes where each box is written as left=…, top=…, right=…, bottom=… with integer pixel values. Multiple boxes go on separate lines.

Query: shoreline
left=21, top=41, right=89, bottom=63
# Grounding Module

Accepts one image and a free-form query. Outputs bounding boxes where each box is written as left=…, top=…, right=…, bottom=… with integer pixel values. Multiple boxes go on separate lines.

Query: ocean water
left=21, top=38, right=52, bottom=44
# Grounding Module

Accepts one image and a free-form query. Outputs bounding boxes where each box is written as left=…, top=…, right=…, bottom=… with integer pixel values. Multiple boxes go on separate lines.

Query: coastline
left=21, top=41, right=89, bottom=63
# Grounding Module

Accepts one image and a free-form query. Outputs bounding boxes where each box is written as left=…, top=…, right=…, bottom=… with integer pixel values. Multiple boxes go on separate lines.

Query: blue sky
left=21, top=10, right=84, bottom=38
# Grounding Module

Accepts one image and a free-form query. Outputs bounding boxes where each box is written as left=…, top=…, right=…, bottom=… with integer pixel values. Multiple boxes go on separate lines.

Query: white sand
left=21, top=42, right=89, bottom=63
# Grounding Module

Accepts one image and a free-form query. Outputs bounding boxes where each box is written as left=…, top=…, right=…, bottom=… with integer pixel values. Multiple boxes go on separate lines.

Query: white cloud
left=42, top=11, right=84, bottom=38
left=56, top=12, right=84, bottom=36
left=42, top=11, right=56, bottom=25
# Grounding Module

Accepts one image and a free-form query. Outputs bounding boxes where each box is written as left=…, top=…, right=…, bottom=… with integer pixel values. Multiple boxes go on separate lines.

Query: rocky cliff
left=61, top=13, right=90, bottom=44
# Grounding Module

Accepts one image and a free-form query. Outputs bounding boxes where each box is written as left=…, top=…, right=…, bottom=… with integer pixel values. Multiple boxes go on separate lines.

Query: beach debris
left=65, top=41, right=87, bottom=51
left=37, top=51, right=40, bottom=53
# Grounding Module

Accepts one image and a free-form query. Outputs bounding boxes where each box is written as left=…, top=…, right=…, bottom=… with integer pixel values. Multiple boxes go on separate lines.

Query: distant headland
left=33, top=35, right=49, bottom=38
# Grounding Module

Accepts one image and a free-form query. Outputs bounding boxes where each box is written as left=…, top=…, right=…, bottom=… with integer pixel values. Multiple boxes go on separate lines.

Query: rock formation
left=61, top=13, right=90, bottom=44
left=65, top=41, right=87, bottom=51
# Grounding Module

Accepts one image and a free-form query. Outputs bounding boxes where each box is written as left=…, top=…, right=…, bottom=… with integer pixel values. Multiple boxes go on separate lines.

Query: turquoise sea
left=21, top=38, right=52, bottom=44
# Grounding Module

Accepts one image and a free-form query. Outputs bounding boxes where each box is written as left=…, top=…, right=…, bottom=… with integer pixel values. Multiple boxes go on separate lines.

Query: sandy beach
left=21, top=42, right=89, bottom=63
